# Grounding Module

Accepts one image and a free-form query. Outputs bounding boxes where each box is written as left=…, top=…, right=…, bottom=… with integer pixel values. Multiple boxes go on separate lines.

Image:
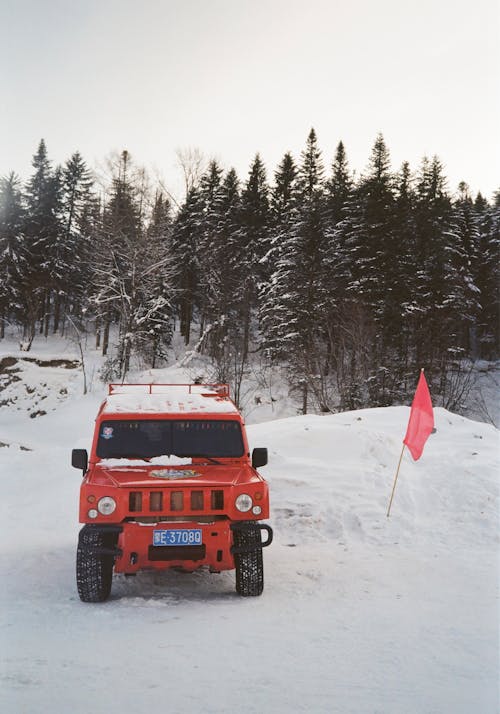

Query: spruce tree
left=195, top=160, right=224, bottom=338
left=92, top=150, right=142, bottom=372
left=0, top=173, right=24, bottom=338
left=322, top=141, right=354, bottom=394
left=259, top=151, right=299, bottom=361
left=170, top=186, right=204, bottom=345
left=391, top=160, right=418, bottom=391
left=21, top=140, right=62, bottom=346
left=474, top=190, right=500, bottom=357
left=208, top=168, right=242, bottom=359
left=334, top=134, right=398, bottom=406
left=262, top=130, right=328, bottom=412
left=409, top=157, right=480, bottom=404
left=56, top=151, right=95, bottom=333
left=140, top=191, right=176, bottom=367
left=238, top=154, right=270, bottom=360
left=452, top=182, right=481, bottom=356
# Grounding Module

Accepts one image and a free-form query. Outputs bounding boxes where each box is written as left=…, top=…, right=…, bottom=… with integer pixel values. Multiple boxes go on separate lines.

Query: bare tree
left=175, top=147, right=207, bottom=196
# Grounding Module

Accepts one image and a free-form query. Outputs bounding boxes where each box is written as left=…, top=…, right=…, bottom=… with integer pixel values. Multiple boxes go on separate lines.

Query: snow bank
left=0, top=361, right=498, bottom=713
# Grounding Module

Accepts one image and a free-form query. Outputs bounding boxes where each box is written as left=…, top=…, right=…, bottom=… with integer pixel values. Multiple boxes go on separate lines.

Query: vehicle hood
left=88, top=463, right=259, bottom=488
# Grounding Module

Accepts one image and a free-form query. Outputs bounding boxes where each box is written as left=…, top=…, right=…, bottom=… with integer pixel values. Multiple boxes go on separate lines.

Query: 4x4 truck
left=71, top=383, right=273, bottom=601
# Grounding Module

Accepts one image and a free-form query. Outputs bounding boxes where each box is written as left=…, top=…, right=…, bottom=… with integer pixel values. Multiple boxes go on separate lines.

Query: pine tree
left=261, top=130, right=328, bottom=412
left=391, top=161, right=418, bottom=391
left=170, top=186, right=204, bottom=345
left=92, top=150, right=142, bottom=372
left=195, top=160, right=224, bottom=338
left=0, top=173, right=24, bottom=338
left=259, top=151, right=299, bottom=361
left=238, top=154, right=270, bottom=360
left=334, top=134, right=398, bottom=406
left=93, top=153, right=179, bottom=376
left=206, top=168, right=248, bottom=402
left=408, top=158, right=480, bottom=404
left=325, top=141, right=352, bottom=225
left=21, top=140, right=62, bottom=346
left=139, top=191, right=176, bottom=367
left=474, top=190, right=500, bottom=357
left=206, top=168, right=242, bottom=359
left=452, top=182, right=481, bottom=356
left=322, top=141, right=354, bottom=394
left=56, top=151, right=95, bottom=333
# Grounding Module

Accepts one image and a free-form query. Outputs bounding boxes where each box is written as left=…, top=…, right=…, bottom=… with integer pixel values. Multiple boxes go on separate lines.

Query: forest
left=0, top=130, right=498, bottom=412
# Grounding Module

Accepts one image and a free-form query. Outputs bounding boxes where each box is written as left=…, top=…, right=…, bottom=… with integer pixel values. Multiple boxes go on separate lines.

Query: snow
left=0, top=351, right=498, bottom=713
left=102, top=389, right=238, bottom=416
left=98, top=455, right=192, bottom=467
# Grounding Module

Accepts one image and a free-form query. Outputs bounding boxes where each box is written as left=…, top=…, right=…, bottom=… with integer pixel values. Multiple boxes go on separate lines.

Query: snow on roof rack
left=108, top=383, right=230, bottom=398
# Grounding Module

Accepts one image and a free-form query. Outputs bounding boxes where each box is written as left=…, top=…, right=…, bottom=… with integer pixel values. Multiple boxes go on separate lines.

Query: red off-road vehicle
left=72, top=384, right=272, bottom=601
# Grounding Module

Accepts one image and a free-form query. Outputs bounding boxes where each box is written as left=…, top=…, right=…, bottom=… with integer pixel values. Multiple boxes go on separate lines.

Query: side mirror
left=72, top=449, right=88, bottom=473
left=252, top=447, right=268, bottom=469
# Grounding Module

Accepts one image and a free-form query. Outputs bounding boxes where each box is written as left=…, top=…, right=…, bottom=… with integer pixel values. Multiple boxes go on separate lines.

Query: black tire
left=233, top=523, right=264, bottom=597
left=76, top=526, right=116, bottom=602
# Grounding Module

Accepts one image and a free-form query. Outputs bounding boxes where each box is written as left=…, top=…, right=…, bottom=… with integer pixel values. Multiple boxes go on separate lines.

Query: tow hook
left=230, top=522, right=273, bottom=554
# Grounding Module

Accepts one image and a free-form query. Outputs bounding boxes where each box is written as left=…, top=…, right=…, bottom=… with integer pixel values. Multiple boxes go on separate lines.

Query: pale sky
left=1, top=0, right=499, bottom=202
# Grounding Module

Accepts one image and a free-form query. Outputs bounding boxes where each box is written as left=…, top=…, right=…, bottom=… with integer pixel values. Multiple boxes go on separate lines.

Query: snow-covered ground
left=0, top=338, right=498, bottom=713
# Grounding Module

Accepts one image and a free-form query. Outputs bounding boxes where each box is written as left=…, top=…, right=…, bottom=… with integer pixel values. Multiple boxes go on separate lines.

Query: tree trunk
left=95, top=317, right=101, bottom=349
left=53, top=293, right=61, bottom=334
left=302, top=381, right=308, bottom=415
left=44, top=291, right=50, bottom=337
left=121, top=339, right=131, bottom=379
left=102, top=320, right=110, bottom=356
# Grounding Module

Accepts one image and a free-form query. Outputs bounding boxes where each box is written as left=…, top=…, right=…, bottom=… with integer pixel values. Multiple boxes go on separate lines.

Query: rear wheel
left=76, top=526, right=116, bottom=602
left=233, top=523, right=264, bottom=597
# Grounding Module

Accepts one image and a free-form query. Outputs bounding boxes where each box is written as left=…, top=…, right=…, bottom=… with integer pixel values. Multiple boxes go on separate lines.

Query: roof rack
left=108, top=383, right=230, bottom=398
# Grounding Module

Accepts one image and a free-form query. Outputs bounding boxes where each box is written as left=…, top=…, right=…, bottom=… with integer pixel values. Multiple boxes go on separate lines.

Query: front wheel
left=233, top=522, right=264, bottom=597
left=76, top=526, right=117, bottom=602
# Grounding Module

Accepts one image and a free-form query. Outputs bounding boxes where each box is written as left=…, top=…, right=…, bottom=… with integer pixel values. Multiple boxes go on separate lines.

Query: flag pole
left=386, top=444, right=406, bottom=518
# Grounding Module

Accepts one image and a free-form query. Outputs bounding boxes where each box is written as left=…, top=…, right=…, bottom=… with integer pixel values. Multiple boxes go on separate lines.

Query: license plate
left=153, top=529, right=202, bottom=546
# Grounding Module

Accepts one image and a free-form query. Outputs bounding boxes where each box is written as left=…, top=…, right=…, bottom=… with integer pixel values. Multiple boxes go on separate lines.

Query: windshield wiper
left=174, top=453, right=222, bottom=465
left=104, top=454, right=150, bottom=460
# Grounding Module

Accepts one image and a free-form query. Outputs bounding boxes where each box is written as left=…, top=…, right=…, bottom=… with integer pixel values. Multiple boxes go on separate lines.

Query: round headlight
left=235, top=493, right=253, bottom=513
left=88, top=509, right=98, bottom=519
left=97, top=496, right=116, bottom=515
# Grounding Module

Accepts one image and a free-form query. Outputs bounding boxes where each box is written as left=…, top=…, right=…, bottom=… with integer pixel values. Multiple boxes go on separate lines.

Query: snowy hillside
left=0, top=352, right=498, bottom=714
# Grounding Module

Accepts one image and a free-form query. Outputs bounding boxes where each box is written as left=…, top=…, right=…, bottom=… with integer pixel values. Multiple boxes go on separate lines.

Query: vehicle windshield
left=96, top=419, right=244, bottom=459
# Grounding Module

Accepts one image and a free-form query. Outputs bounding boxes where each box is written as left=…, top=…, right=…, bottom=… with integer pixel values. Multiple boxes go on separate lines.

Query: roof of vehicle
left=100, top=383, right=240, bottom=417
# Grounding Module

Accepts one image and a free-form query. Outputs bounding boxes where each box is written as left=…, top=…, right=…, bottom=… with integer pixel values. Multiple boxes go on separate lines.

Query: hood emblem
left=150, top=469, right=201, bottom=480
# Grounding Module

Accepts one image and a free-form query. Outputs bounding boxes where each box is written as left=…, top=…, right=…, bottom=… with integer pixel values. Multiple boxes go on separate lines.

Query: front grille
left=170, top=491, right=183, bottom=511
left=127, top=488, right=225, bottom=516
left=191, top=490, right=204, bottom=510
left=211, top=490, right=224, bottom=510
left=148, top=545, right=206, bottom=561
left=129, top=492, right=142, bottom=511
left=150, top=492, right=163, bottom=511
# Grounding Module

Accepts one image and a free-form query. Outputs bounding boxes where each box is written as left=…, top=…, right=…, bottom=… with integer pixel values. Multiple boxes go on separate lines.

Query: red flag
left=403, top=371, right=434, bottom=460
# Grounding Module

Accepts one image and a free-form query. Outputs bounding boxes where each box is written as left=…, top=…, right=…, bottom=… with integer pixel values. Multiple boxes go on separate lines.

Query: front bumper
left=78, top=520, right=273, bottom=574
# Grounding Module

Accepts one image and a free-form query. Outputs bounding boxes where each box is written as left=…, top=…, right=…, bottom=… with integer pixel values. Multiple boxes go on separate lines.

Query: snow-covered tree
left=55, top=151, right=95, bottom=333
left=0, top=173, right=24, bottom=338
left=238, top=154, right=270, bottom=360
left=474, top=190, right=500, bottom=358
left=170, top=186, right=204, bottom=345
left=19, top=140, right=62, bottom=346
left=262, top=130, right=328, bottom=412
left=259, top=151, right=299, bottom=361
left=92, top=151, right=175, bottom=377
